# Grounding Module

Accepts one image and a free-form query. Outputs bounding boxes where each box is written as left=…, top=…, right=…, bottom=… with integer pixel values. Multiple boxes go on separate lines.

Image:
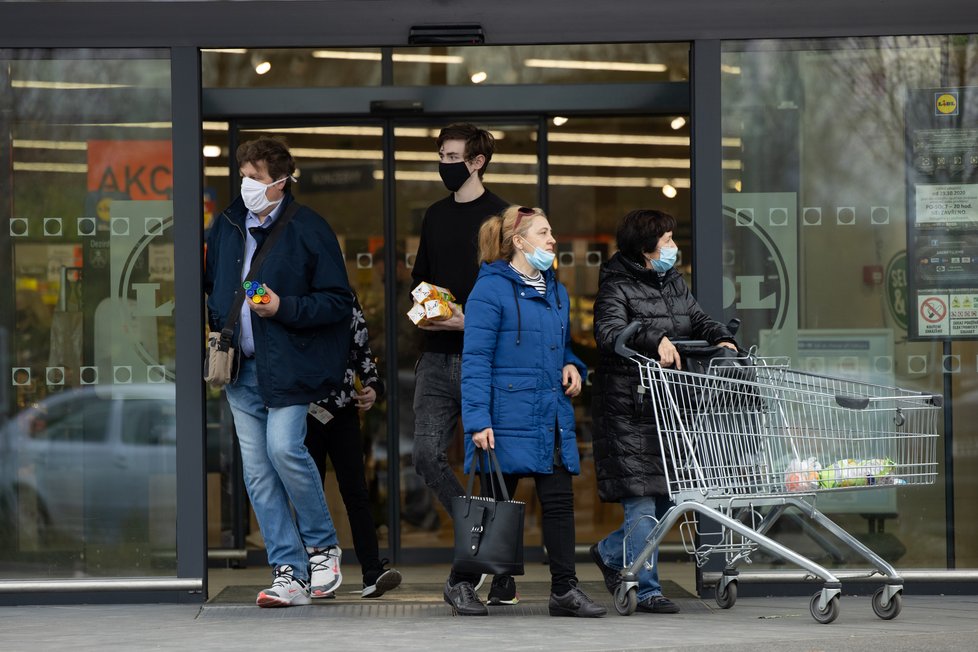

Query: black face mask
left=439, top=161, right=472, bottom=192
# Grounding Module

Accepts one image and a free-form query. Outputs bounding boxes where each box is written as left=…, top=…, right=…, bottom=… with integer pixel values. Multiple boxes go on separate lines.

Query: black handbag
left=451, top=448, right=526, bottom=576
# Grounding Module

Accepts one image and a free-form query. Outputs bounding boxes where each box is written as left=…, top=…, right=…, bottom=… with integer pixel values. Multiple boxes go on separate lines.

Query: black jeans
left=304, top=404, right=381, bottom=578
left=452, top=464, right=579, bottom=595
left=412, top=352, right=466, bottom=514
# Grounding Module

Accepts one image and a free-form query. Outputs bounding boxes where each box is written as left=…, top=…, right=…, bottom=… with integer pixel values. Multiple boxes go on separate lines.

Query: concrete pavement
left=1, top=568, right=976, bottom=651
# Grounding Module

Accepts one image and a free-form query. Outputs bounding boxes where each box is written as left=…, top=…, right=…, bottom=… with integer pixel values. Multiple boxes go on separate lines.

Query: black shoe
left=548, top=582, right=607, bottom=618
left=637, top=595, right=681, bottom=614
left=487, top=575, right=520, bottom=605
left=362, top=560, right=402, bottom=599
left=588, top=543, right=621, bottom=596
left=444, top=580, right=488, bottom=616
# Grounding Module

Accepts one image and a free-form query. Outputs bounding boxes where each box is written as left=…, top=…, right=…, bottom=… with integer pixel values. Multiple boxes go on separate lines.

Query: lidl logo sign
left=935, top=92, right=958, bottom=116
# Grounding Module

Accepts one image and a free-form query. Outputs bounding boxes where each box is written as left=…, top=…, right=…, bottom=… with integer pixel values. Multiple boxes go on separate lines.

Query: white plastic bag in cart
left=784, top=457, right=821, bottom=492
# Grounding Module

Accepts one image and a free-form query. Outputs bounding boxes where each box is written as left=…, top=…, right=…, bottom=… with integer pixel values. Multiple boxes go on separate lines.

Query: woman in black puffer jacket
left=588, top=209, right=737, bottom=615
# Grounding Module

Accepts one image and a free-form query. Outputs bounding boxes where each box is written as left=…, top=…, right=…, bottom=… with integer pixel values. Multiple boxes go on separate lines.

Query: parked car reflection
left=0, top=384, right=176, bottom=551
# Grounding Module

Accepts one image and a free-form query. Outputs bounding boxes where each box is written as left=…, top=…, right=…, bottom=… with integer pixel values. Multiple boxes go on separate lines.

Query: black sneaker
left=589, top=543, right=621, bottom=596
left=362, top=560, right=402, bottom=599
left=637, top=595, right=681, bottom=614
left=548, top=582, right=607, bottom=618
left=487, top=575, right=520, bottom=605
left=444, top=580, right=488, bottom=616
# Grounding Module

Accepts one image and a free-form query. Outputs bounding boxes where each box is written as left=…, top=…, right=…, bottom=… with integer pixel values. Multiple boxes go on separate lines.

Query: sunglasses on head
left=514, top=206, right=535, bottom=231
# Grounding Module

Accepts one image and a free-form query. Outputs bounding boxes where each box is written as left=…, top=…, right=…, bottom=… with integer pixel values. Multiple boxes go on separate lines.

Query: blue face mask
left=524, top=245, right=556, bottom=271
left=649, top=246, right=678, bottom=273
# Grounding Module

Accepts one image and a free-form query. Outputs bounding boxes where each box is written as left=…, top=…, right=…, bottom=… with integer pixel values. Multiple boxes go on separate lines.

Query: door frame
left=207, top=82, right=693, bottom=564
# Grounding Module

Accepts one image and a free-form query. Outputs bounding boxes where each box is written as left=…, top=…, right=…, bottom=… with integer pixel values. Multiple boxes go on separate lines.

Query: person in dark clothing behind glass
left=409, top=123, right=515, bottom=610
left=305, top=294, right=402, bottom=600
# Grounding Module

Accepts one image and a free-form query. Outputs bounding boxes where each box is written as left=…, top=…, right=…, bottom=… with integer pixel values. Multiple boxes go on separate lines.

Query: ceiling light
left=13, top=162, right=88, bottom=173
left=73, top=121, right=173, bottom=129
left=541, top=132, right=689, bottom=146
left=721, top=64, right=742, bottom=75
left=670, top=117, right=686, bottom=130
left=202, top=145, right=222, bottom=158
left=662, top=184, right=678, bottom=198
left=254, top=61, right=272, bottom=75
left=12, top=80, right=129, bottom=90
left=524, top=58, right=667, bottom=73
left=470, top=71, right=488, bottom=84
left=311, top=50, right=382, bottom=61
left=13, top=139, right=87, bottom=151
left=202, top=49, right=248, bottom=54
left=552, top=116, right=569, bottom=126
left=393, top=53, right=465, bottom=64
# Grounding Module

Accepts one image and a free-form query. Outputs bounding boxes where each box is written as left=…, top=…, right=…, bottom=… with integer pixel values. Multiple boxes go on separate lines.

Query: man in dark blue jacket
left=204, top=137, right=353, bottom=607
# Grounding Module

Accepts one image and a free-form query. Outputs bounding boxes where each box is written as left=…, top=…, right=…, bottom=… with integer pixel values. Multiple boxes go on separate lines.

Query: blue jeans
left=597, top=495, right=672, bottom=601
left=412, top=352, right=465, bottom=514
left=225, top=357, right=338, bottom=580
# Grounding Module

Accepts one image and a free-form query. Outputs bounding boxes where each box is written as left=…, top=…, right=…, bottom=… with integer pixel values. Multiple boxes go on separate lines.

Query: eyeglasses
left=514, top=206, right=535, bottom=231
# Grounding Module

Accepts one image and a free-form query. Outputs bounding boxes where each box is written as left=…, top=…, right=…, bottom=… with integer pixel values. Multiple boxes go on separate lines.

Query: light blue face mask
left=649, top=246, right=678, bottom=273
left=524, top=245, right=556, bottom=271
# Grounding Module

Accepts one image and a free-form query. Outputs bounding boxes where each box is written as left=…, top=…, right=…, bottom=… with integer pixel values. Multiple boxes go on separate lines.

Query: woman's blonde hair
left=477, top=205, right=546, bottom=264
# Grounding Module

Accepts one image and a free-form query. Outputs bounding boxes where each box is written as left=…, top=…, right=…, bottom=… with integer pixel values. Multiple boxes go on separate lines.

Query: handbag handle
left=464, top=447, right=512, bottom=502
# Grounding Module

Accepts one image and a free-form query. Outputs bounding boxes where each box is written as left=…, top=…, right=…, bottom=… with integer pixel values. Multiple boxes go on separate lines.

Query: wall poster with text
left=906, top=87, right=978, bottom=339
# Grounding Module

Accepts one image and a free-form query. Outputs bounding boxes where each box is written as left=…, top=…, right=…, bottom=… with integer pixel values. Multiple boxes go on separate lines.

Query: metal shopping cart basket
left=610, top=321, right=942, bottom=624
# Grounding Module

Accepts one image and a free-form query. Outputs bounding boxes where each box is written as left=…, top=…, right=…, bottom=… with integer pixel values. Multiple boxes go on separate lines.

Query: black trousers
left=452, top=463, right=578, bottom=595
left=304, top=404, right=381, bottom=578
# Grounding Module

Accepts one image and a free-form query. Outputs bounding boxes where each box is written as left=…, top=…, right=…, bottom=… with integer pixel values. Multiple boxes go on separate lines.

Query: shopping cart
left=610, top=321, right=942, bottom=624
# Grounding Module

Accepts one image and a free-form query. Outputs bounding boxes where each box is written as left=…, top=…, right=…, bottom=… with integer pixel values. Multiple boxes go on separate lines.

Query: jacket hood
left=599, top=251, right=678, bottom=288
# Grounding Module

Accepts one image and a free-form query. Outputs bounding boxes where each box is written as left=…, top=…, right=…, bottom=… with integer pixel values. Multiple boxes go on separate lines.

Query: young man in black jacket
left=409, top=124, right=512, bottom=616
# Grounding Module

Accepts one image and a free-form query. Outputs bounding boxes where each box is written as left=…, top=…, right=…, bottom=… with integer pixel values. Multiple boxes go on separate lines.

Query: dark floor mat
left=207, top=578, right=699, bottom=609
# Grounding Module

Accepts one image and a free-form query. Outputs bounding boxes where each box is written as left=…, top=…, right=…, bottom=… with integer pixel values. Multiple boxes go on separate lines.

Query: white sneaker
left=309, top=545, right=343, bottom=599
left=256, top=565, right=311, bottom=608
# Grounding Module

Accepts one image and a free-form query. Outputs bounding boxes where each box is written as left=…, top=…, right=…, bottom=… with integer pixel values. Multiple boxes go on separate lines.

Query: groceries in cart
left=783, top=456, right=906, bottom=491
left=784, top=456, right=821, bottom=491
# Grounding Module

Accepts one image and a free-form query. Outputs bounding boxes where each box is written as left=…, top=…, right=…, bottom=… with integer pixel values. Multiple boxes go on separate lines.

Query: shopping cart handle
left=672, top=340, right=711, bottom=348
left=835, top=395, right=870, bottom=410
left=614, top=321, right=643, bottom=358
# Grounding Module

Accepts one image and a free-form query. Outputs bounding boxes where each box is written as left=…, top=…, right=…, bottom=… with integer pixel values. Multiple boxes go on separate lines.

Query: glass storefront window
left=202, top=48, right=383, bottom=88
left=0, top=50, right=176, bottom=578
left=200, top=43, right=688, bottom=89
left=393, top=43, right=688, bottom=86
left=720, top=35, right=978, bottom=569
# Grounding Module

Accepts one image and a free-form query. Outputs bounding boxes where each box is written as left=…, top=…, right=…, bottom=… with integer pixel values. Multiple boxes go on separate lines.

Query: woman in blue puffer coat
left=460, top=205, right=606, bottom=618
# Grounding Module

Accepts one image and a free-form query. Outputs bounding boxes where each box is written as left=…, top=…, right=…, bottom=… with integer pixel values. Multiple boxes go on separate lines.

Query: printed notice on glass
left=915, top=184, right=978, bottom=226
left=915, top=290, right=978, bottom=337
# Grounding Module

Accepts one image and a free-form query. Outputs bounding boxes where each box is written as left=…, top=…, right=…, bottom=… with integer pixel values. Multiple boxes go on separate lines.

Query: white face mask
left=241, top=176, right=287, bottom=214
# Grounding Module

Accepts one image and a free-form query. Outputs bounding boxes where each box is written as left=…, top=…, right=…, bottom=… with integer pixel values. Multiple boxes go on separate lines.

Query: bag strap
left=464, top=448, right=512, bottom=502
left=219, top=200, right=301, bottom=342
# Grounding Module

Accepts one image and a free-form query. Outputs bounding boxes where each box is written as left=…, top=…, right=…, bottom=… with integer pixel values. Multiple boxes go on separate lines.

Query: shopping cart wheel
left=715, top=580, right=737, bottom=609
left=614, top=585, right=638, bottom=616
left=809, top=591, right=840, bottom=624
left=871, top=587, right=902, bottom=620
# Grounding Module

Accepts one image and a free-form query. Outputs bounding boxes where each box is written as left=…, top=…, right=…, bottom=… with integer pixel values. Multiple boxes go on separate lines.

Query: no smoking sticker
left=918, top=295, right=949, bottom=335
